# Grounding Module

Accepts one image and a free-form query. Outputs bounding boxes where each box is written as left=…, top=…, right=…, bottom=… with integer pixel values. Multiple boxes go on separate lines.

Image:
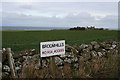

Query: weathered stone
left=100, top=42, right=106, bottom=48
left=112, top=45, right=116, bottom=49
left=97, top=48, right=103, bottom=52
left=112, top=41, right=117, bottom=45
left=2, top=52, right=7, bottom=63
left=60, top=54, right=66, bottom=59
left=100, top=49, right=107, bottom=57
left=55, top=57, right=64, bottom=66
left=19, top=49, right=36, bottom=56
left=68, top=54, right=74, bottom=58
left=66, top=52, right=74, bottom=58
left=80, top=44, right=88, bottom=50
left=74, top=63, right=79, bottom=69
left=2, top=72, right=9, bottom=78
left=15, top=67, right=21, bottom=71
left=82, top=49, right=89, bottom=53
left=3, top=48, right=6, bottom=52
left=97, top=52, right=103, bottom=57
left=79, top=56, right=84, bottom=61
left=73, top=44, right=80, bottom=51
left=91, top=41, right=98, bottom=45
left=65, top=44, right=72, bottom=52
left=34, top=61, right=41, bottom=69
left=91, top=51, right=98, bottom=58
left=24, top=56, right=32, bottom=61
left=58, top=66, right=63, bottom=69
left=65, top=45, right=78, bottom=57
left=42, top=59, right=47, bottom=67
left=102, top=49, right=106, bottom=52
left=64, top=58, right=72, bottom=64
left=22, top=54, right=41, bottom=70
left=31, top=49, right=35, bottom=52
left=106, top=44, right=112, bottom=49
left=109, top=47, right=113, bottom=50
left=101, top=43, right=111, bottom=50
left=91, top=41, right=100, bottom=51
left=87, top=44, right=93, bottom=51
left=105, top=40, right=113, bottom=44
left=71, top=57, right=78, bottom=63
left=102, top=52, right=106, bottom=56
left=13, top=53, right=21, bottom=59
left=32, top=54, right=40, bottom=59
left=107, top=49, right=118, bottom=55
left=71, top=48, right=79, bottom=57
left=29, top=54, right=41, bottom=69
left=18, top=57, right=25, bottom=63
left=94, top=44, right=100, bottom=51
left=3, top=65, right=10, bottom=72
left=81, top=51, right=91, bottom=61
left=15, top=61, right=21, bottom=66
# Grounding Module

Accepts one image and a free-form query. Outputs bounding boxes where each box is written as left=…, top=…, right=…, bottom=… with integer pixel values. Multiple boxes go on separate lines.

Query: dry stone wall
left=2, top=40, right=120, bottom=78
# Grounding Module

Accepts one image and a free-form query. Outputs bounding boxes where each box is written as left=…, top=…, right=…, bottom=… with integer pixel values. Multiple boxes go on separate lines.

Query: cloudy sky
left=2, top=2, right=118, bottom=29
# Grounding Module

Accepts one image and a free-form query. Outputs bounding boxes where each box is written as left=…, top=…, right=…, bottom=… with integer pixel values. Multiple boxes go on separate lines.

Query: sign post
left=50, top=56, right=56, bottom=77
left=40, top=40, right=65, bottom=78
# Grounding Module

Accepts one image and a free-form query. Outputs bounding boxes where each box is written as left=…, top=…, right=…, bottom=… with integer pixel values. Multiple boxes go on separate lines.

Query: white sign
left=40, top=40, right=65, bottom=57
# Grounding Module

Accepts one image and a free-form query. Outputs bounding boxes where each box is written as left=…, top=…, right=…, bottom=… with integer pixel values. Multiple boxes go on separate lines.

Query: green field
left=2, top=30, right=118, bottom=53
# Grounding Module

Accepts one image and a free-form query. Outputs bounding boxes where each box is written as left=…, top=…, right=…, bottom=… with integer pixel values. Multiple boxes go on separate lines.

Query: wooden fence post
left=40, top=57, right=42, bottom=69
left=6, top=48, right=16, bottom=78
left=50, top=56, right=56, bottom=78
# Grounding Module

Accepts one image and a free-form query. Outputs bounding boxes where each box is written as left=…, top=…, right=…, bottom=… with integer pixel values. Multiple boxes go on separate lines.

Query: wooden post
left=50, top=56, right=56, bottom=78
left=40, top=57, right=42, bottom=69
left=6, top=48, right=16, bottom=78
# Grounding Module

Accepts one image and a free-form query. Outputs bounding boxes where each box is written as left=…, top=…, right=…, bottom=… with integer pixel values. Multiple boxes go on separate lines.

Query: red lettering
left=47, top=51, right=53, bottom=54
left=42, top=49, right=64, bottom=55
left=42, top=50, right=53, bottom=55
left=54, top=49, right=64, bottom=53
left=42, top=51, right=46, bottom=54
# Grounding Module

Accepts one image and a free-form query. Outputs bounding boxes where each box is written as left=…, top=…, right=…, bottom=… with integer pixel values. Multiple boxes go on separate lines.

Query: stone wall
left=2, top=40, right=120, bottom=78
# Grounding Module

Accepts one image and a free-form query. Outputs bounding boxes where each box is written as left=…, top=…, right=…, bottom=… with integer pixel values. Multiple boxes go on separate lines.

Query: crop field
left=2, top=30, right=118, bottom=53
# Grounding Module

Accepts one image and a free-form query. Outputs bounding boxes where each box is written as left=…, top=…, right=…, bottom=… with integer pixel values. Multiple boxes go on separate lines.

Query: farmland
left=2, top=30, right=118, bottom=53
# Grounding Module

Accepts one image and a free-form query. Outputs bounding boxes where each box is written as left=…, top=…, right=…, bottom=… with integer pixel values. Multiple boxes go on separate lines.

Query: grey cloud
left=96, top=15, right=118, bottom=29
left=3, top=11, right=115, bottom=28
left=2, top=2, right=118, bottom=29
left=20, top=5, right=33, bottom=10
